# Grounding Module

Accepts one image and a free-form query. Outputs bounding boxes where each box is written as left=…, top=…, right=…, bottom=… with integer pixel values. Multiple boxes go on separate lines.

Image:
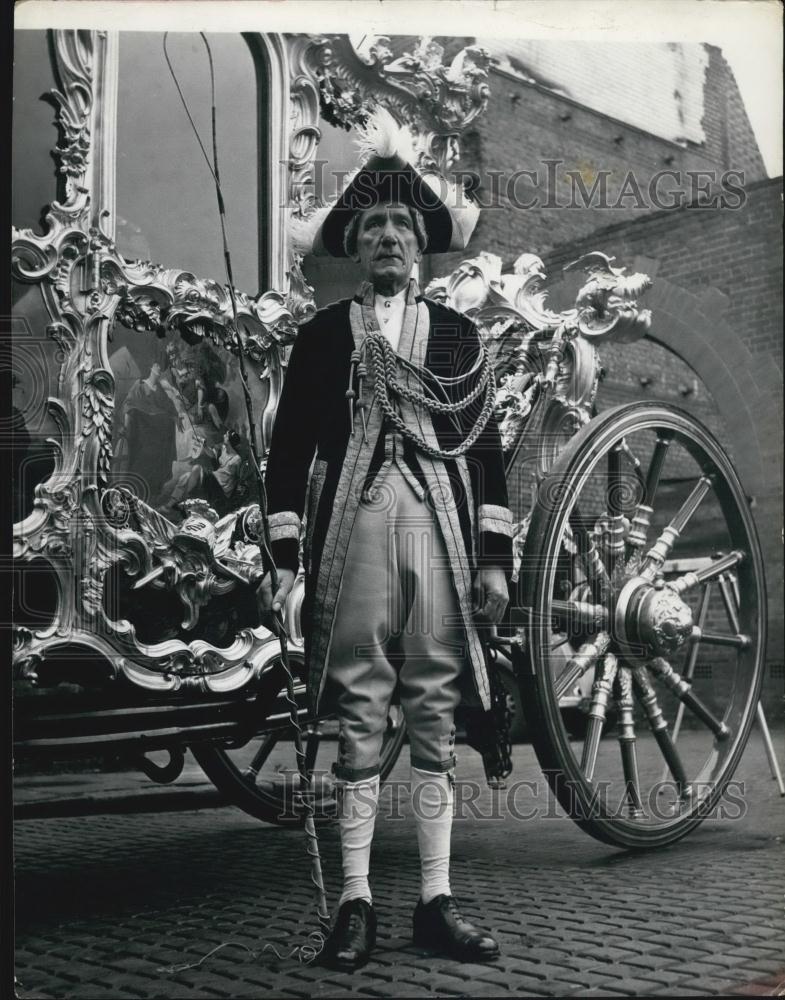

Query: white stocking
left=411, top=766, right=453, bottom=904
left=337, top=775, right=380, bottom=906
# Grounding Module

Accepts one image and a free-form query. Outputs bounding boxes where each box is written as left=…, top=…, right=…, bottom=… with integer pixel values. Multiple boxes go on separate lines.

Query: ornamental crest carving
left=288, top=33, right=491, bottom=178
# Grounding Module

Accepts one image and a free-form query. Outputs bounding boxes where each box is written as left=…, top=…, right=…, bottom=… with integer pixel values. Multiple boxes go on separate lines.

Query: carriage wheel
left=514, top=402, right=765, bottom=849
left=192, top=648, right=407, bottom=826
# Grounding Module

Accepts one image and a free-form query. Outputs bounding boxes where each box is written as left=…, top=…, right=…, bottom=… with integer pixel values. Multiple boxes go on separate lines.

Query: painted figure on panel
left=111, top=335, right=248, bottom=517
left=117, top=360, right=180, bottom=504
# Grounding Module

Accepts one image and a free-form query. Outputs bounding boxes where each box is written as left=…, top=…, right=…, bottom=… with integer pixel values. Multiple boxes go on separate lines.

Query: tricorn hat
left=291, top=108, right=479, bottom=258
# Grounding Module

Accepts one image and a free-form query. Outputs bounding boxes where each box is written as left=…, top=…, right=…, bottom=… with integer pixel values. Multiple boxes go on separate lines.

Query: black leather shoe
left=321, top=898, right=377, bottom=972
left=413, top=894, right=500, bottom=962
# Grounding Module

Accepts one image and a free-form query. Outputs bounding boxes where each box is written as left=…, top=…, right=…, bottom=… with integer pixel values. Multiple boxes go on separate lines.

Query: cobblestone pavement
left=13, top=731, right=785, bottom=998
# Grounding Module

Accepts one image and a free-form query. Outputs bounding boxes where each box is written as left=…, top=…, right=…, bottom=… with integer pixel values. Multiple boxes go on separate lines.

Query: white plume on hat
left=354, top=105, right=417, bottom=165
left=421, top=171, right=480, bottom=250
left=289, top=108, right=419, bottom=257
left=354, top=107, right=481, bottom=246
left=287, top=104, right=479, bottom=257
left=289, top=203, right=332, bottom=258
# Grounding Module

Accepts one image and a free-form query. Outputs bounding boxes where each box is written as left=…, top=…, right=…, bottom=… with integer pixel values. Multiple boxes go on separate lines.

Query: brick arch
left=546, top=262, right=782, bottom=671
left=636, top=274, right=783, bottom=670
left=639, top=275, right=781, bottom=500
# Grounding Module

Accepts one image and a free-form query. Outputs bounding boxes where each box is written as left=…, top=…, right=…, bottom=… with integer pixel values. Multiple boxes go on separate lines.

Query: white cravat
left=373, top=287, right=407, bottom=351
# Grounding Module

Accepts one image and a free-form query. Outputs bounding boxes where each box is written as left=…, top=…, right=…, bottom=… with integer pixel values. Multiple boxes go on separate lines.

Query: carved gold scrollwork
left=287, top=37, right=325, bottom=219
left=425, top=250, right=651, bottom=487
left=49, top=29, right=94, bottom=204
left=289, top=33, right=491, bottom=174
left=102, top=257, right=300, bottom=355
left=285, top=256, right=317, bottom=327
left=565, top=252, right=653, bottom=343
left=12, top=29, right=311, bottom=693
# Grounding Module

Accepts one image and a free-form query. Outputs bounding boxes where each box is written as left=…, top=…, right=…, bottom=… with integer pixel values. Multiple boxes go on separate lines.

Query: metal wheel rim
left=521, top=402, right=766, bottom=846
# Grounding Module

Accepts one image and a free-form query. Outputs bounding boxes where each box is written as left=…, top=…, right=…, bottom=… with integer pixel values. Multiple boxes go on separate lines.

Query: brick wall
left=421, top=42, right=768, bottom=287
left=480, top=39, right=709, bottom=145
left=701, top=45, right=768, bottom=179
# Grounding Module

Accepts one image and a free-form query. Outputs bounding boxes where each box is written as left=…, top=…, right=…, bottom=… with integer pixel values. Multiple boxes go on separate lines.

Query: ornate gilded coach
left=12, top=31, right=767, bottom=847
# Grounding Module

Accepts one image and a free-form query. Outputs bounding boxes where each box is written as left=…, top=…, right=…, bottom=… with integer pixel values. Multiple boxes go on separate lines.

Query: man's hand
left=257, top=568, right=296, bottom=615
left=472, top=567, right=509, bottom=625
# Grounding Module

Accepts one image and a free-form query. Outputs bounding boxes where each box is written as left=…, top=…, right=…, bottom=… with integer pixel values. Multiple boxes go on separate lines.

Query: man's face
left=352, top=203, right=422, bottom=292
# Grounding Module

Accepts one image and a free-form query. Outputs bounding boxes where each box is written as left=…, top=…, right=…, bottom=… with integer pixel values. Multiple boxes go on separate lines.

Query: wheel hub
left=614, top=576, right=695, bottom=660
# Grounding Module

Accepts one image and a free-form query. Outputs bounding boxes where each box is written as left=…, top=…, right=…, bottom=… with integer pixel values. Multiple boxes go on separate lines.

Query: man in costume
left=258, top=110, right=513, bottom=971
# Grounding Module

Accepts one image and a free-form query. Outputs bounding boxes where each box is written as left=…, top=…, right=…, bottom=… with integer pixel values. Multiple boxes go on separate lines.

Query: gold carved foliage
left=292, top=34, right=491, bottom=174
left=101, top=256, right=301, bottom=359
left=12, top=200, right=301, bottom=688
left=426, top=251, right=651, bottom=460
left=11, top=29, right=309, bottom=692
left=48, top=29, right=94, bottom=203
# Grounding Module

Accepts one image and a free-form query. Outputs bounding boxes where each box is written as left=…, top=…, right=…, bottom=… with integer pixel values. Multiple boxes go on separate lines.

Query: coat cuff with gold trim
left=477, top=504, right=514, bottom=573
left=268, top=511, right=301, bottom=574
left=478, top=504, right=513, bottom=538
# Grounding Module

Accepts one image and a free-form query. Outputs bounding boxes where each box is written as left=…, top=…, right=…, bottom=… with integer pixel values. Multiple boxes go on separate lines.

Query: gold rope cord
left=364, top=332, right=497, bottom=460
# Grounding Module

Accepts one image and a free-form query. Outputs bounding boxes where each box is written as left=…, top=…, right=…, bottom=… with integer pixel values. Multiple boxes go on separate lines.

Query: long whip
left=162, top=31, right=330, bottom=941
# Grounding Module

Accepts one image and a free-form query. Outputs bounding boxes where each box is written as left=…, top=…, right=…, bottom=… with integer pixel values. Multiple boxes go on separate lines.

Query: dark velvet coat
left=265, top=283, right=513, bottom=713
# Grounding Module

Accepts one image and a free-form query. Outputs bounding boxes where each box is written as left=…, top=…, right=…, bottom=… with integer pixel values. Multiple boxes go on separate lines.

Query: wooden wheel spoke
left=243, top=733, right=280, bottom=781
left=663, top=584, right=713, bottom=780
left=696, top=630, right=750, bottom=650
left=644, top=432, right=673, bottom=507
left=615, top=438, right=647, bottom=576
left=569, top=507, right=612, bottom=603
left=625, top=504, right=653, bottom=573
left=606, top=445, right=627, bottom=582
left=551, top=599, right=609, bottom=632
left=554, top=631, right=610, bottom=699
left=641, top=475, right=713, bottom=577
left=683, top=584, right=713, bottom=683
left=648, top=656, right=730, bottom=740
left=669, top=550, right=745, bottom=596
left=718, top=573, right=741, bottom=633
left=625, top=433, right=673, bottom=572
left=304, top=724, right=322, bottom=777
left=619, top=437, right=646, bottom=492
left=580, top=653, right=618, bottom=781
left=729, top=571, right=741, bottom=610
left=614, top=666, right=644, bottom=818
left=559, top=525, right=586, bottom=589
left=607, top=443, right=624, bottom=518
left=631, top=664, right=692, bottom=798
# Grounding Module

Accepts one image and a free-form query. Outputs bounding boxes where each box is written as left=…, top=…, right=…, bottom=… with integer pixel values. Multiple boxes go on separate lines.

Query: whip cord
left=162, top=31, right=330, bottom=954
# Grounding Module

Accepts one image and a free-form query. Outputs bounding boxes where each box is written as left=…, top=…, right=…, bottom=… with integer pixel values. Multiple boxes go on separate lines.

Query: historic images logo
left=302, top=160, right=748, bottom=213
